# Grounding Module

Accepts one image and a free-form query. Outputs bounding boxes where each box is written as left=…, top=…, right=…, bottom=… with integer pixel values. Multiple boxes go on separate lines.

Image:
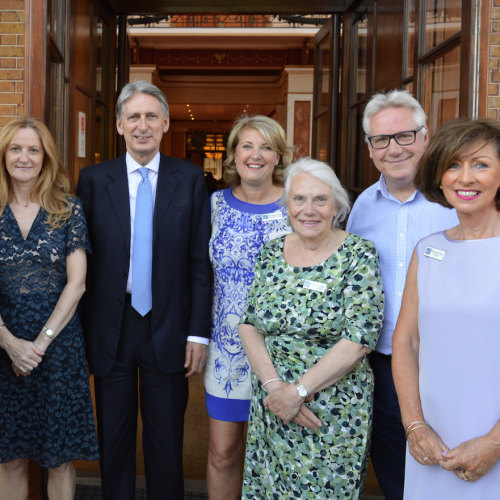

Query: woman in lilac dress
left=205, top=115, right=294, bottom=500
left=393, top=118, right=500, bottom=500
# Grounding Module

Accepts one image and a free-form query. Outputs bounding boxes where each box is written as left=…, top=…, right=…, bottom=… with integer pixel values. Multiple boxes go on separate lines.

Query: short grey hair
left=116, top=80, right=169, bottom=120
left=282, top=157, right=351, bottom=229
left=363, top=89, right=427, bottom=140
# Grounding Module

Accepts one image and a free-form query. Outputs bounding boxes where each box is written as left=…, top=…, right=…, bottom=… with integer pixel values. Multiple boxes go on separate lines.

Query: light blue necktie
left=132, top=167, right=153, bottom=316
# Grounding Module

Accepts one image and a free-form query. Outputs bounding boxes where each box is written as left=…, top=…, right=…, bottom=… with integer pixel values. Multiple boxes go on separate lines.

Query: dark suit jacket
left=76, top=153, right=212, bottom=378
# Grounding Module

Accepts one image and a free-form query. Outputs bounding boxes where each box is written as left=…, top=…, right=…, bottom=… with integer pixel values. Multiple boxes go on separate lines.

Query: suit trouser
left=94, top=296, right=188, bottom=500
left=369, top=351, right=406, bottom=500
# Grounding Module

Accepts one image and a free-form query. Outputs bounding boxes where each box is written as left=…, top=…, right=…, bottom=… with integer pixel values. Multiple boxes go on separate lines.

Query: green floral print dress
left=239, top=234, right=384, bottom=500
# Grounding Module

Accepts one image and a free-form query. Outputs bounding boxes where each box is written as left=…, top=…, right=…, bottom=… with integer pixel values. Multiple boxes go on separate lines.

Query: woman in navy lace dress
left=0, top=117, right=98, bottom=499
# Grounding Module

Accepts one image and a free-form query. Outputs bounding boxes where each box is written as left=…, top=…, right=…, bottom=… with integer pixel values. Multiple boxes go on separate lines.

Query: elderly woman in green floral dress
left=238, top=157, right=384, bottom=500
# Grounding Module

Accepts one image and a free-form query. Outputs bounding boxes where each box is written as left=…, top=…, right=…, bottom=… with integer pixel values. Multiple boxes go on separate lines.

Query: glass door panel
left=423, top=44, right=461, bottom=134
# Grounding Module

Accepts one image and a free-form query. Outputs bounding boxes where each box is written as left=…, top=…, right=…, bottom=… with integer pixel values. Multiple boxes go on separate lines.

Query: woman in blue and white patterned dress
left=205, top=115, right=294, bottom=499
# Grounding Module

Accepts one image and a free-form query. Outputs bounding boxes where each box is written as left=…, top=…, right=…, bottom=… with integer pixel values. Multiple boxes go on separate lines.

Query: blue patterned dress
left=0, top=199, right=99, bottom=467
left=204, top=188, right=292, bottom=421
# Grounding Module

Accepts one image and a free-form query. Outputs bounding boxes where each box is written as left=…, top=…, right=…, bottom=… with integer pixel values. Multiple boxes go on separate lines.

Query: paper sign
left=78, top=112, right=86, bottom=158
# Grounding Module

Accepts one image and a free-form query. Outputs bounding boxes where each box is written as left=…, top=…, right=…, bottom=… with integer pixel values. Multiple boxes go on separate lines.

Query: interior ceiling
left=128, top=14, right=319, bottom=124
left=169, top=103, right=276, bottom=122
left=158, top=69, right=282, bottom=84
left=108, top=0, right=349, bottom=15
left=129, top=32, right=320, bottom=50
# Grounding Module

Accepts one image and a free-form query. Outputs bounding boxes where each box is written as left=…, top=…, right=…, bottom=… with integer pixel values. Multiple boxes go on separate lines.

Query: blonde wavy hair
left=223, top=115, right=294, bottom=187
left=0, top=116, right=72, bottom=228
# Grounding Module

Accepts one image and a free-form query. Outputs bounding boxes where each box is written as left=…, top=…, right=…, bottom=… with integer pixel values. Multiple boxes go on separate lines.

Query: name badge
left=424, top=246, right=446, bottom=261
left=303, top=280, right=327, bottom=293
left=262, top=211, right=283, bottom=222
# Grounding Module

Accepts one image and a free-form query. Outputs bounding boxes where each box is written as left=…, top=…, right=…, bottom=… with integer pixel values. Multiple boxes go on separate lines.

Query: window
left=313, top=31, right=331, bottom=162
left=47, top=0, right=70, bottom=164
left=348, top=11, right=369, bottom=193
left=422, top=44, right=460, bottom=132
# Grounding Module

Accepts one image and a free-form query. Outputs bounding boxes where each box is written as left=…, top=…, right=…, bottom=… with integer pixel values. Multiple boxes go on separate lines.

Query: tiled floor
left=75, top=485, right=210, bottom=499
left=75, top=484, right=383, bottom=500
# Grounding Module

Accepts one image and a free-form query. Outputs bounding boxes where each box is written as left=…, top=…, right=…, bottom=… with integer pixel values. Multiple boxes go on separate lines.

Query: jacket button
left=121, top=271, right=126, bottom=277
left=117, top=299, right=123, bottom=305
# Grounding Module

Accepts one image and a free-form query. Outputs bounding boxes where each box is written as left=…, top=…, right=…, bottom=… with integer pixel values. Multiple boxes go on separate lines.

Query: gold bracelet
left=406, top=424, right=429, bottom=440
left=405, top=420, right=427, bottom=438
left=405, top=420, right=426, bottom=433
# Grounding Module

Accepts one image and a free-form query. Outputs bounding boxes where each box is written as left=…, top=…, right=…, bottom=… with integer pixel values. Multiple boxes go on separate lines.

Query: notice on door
left=78, top=112, right=86, bottom=158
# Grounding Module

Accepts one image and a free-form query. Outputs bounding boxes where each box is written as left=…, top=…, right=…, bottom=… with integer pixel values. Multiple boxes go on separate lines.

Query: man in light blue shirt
left=346, top=90, right=458, bottom=500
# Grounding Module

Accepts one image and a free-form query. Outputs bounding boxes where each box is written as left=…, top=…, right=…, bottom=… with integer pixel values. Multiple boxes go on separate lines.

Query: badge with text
left=424, top=246, right=446, bottom=261
left=262, top=211, right=283, bottom=222
left=303, top=280, right=327, bottom=293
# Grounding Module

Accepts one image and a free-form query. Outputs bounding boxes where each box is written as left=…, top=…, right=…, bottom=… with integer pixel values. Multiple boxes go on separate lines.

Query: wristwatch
left=42, top=326, right=56, bottom=340
left=294, top=379, right=309, bottom=398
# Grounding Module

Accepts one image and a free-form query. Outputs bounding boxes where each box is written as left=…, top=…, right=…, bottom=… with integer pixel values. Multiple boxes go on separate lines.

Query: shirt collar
left=126, top=151, right=160, bottom=175
left=374, top=174, right=419, bottom=203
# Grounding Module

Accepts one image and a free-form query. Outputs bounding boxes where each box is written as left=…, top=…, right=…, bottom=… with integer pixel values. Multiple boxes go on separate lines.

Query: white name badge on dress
left=262, top=211, right=283, bottom=222
left=424, top=246, right=446, bottom=261
left=303, top=280, right=327, bottom=293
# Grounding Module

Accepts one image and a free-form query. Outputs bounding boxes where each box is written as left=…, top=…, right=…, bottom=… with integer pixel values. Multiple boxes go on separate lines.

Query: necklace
left=13, top=199, right=29, bottom=208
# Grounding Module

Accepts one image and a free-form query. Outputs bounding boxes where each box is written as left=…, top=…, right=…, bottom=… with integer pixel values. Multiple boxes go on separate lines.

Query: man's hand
left=184, top=341, right=208, bottom=377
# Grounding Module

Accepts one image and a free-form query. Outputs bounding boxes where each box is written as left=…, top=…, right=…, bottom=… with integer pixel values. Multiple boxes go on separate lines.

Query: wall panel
left=74, top=0, right=91, bottom=92
left=374, top=0, right=404, bottom=92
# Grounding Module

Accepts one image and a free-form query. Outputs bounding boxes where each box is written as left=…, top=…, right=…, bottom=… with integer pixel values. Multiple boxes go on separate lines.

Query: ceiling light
left=186, top=104, right=189, bottom=107
left=191, top=117, right=194, bottom=120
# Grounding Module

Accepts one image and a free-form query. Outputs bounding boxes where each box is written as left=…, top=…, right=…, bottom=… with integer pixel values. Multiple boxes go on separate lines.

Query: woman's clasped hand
left=441, top=433, right=500, bottom=482
left=407, top=422, right=500, bottom=482
left=0, top=331, right=45, bottom=377
left=263, top=380, right=321, bottom=429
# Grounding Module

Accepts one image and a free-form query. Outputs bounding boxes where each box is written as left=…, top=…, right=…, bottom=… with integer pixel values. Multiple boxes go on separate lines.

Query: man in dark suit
left=76, top=81, right=212, bottom=500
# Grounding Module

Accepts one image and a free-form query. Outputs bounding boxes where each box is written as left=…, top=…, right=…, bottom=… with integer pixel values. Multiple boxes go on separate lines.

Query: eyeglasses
left=367, top=126, right=425, bottom=149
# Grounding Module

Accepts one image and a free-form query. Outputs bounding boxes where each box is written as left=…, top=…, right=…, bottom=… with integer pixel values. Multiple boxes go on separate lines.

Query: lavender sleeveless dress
left=404, top=231, right=500, bottom=499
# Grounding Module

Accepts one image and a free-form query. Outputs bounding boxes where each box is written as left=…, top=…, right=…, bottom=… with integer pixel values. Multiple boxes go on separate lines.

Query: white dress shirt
left=125, top=152, right=208, bottom=345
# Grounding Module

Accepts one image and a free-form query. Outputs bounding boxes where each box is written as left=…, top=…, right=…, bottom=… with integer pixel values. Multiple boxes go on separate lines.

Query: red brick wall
left=0, top=0, right=23, bottom=126
left=490, top=0, right=500, bottom=118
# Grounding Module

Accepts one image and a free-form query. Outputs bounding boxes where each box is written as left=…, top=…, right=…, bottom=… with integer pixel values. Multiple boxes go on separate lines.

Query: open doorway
left=127, top=15, right=324, bottom=194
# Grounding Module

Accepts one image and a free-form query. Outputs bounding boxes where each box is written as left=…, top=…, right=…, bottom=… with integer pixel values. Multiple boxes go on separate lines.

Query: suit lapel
left=106, top=156, right=131, bottom=249
left=154, top=154, right=178, bottom=244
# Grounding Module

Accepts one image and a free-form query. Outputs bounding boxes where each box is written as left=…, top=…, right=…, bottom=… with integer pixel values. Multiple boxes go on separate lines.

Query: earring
left=439, top=184, right=443, bottom=190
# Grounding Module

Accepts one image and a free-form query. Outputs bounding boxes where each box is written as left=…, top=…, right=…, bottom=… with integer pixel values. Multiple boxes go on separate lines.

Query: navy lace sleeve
left=66, top=197, right=92, bottom=256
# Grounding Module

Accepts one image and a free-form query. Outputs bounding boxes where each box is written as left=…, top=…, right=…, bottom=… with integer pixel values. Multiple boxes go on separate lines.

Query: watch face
left=298, top=387, right=308, bottom=398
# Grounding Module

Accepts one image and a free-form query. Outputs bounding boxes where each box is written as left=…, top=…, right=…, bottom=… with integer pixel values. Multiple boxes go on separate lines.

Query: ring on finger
left=423, top=456, right=428, bottom=462
left=463, top=470, right=472, bottom=481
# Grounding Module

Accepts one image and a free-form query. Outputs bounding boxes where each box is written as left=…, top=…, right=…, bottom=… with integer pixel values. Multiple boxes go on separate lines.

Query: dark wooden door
left=311, top=14, right=341, bottom=174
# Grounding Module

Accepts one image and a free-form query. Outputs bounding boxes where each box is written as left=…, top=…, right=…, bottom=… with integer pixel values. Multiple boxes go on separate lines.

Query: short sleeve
left=239, top=247, right=266, bottom=327
left=66, top=197, right=92, bottom=256
left=342, top=239, right=384, bottom=349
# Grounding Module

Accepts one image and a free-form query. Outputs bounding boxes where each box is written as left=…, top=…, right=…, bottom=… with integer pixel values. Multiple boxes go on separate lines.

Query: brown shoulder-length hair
left=223, top=114, right=295, bottom=187
left=415, top=117, right=500, bottom=211
left=0, top=116, right=72, bottom=228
